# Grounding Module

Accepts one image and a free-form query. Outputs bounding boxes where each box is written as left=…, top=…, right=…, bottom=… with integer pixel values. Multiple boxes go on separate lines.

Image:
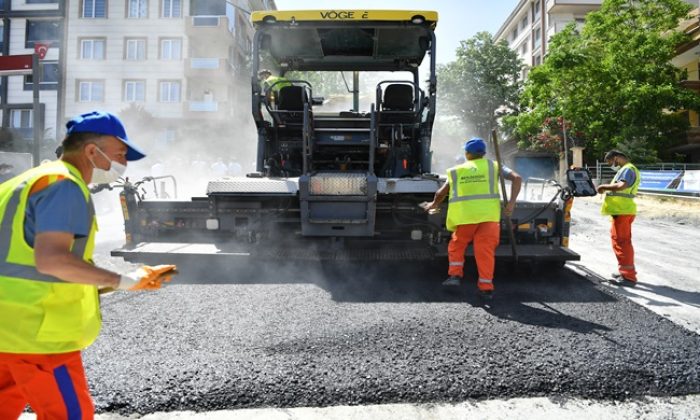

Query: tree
left=512, top=0, right=700, bottom=162
left=437, top=31, right=523, bottom=139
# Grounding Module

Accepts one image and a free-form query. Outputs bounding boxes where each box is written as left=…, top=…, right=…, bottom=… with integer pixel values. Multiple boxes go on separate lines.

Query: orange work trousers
left=447, top=222, right=500, bottom=291
left=0, top=351, right=94, bottom=420
left=610, top=215, right=637, bottom=281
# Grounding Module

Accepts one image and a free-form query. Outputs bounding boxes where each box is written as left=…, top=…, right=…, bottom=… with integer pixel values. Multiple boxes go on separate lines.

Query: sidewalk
left=20, top=395, right=700, bottom=419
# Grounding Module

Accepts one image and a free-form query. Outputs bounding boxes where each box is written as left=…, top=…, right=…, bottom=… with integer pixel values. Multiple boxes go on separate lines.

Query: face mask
left=89, top=146, right=127, bottom=184
left=610, top=160, right=620, bottom=171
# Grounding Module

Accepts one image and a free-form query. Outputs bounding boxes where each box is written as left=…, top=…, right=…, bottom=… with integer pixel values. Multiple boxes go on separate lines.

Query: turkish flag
left=34, top=42, right=50, bottom=60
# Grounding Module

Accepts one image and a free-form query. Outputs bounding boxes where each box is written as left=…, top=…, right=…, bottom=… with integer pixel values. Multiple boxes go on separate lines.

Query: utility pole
left=32, top=52, right=41, bottom=166
left=559, top=115, right=569, bottom=183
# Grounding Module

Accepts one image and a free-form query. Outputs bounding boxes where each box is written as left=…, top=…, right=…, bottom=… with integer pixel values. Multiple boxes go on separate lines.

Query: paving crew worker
left=424, top=138, right=522, bottom=296
left=596, top=149, right=640, bottom=287
left=0, top=110, right=176, bottom=419
left=257, top=68, right=292, bottom=105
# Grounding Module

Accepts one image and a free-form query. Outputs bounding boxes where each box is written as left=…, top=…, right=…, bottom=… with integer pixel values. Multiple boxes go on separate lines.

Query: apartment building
left=673, top=7, right=700, bottom=162
left=496, top=0, right=698, bottom=74
left=0, top=0, right=65, bottom=151
left=64, top=0, right=274, bottom=153
left=494, top=0, right=602, bottom=77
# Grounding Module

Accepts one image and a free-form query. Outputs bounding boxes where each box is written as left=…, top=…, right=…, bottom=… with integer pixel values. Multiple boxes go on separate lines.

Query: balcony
left=185, top=57, right=231, bottom=79
left=687, top=127, right=700, bottom=145
left=186, top=15, right=235, bottom=49
left=184, top=100, right=231, bottom=119
left=546, top=0, right=602, bottom=14
left=681, top=80, right=700, bottom=94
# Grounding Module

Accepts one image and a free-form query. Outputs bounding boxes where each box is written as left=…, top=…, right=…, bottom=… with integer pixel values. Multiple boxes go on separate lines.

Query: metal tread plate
left=309, top=172, right=368, bottom=195
left=207, top=177, right=298, bottom=195
left=377, top=178, right=441, bottom=194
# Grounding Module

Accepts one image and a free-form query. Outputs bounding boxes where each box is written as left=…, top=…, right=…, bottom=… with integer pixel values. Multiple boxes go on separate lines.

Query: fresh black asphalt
left=85, top=261, right=700, bottom=414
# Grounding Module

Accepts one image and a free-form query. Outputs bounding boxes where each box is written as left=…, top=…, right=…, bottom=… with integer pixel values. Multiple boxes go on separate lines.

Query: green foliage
left=514, top=0, right=700, bottom=163
left=437, top=31, right=523, bottom=138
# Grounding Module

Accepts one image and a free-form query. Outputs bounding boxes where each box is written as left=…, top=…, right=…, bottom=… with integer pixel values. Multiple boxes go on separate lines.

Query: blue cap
left=65, top=111, right=145, bottom=161
left=464, top=137, right=486, bottom=155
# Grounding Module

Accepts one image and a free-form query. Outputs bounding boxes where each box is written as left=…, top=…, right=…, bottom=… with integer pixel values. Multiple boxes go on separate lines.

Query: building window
left=128, top=0, right=148, bottom=18
left=27, top=0, right=58, bottom=3
left=533, top=27, right=541, bottom=50
left=80, top=38, right=105, bottom=59
left=520, top=16, right=528, bottom=30
left=162, top=0, right=181, bottom=17
left=0, top=26, right=4, bottom=51
left=511, top=27, right=518, bottom=42
left=160, top=38, right=182, bottom=60
left=533, top=0, right=541, bottom=22
left=78, top=80, right=105, bottom=102
left=10, top=109, right=32, bottom=133
left=520, top=42, right=528, bottom=56
left=124, top=80, right=146, bottom=102
left=25, top=20, right=61, bottom=48
left=192, top=16, right=219, bottom=26
left=155, top=128, right=176, bottom=149
left=159, top=80, right=181, bottom=102
left=125, top=38, right=147, bottom=60
left=82, top=0, right=107, bottom=18
left=24, top=62, right=59, bottom=91
left=191, top=0, right=224, bottom=15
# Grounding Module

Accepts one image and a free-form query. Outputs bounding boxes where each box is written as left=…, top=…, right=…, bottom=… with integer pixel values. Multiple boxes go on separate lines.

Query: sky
left=274, top=0, right=518, bottom=65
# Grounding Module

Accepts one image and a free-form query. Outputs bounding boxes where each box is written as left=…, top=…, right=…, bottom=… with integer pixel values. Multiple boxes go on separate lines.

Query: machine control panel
left=566, top=168, right=597, bottom=197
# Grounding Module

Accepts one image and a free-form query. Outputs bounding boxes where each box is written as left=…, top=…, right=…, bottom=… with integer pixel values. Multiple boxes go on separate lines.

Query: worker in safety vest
left=596, top=149, right=640, bottom=287
left=0, top=111, right=176, bottom=419
left=424, top=138, right=522, bottom=297
left=258, top=68, right=292, bottom=104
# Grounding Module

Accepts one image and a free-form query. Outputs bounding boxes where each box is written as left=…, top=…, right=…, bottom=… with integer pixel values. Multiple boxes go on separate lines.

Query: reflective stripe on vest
left=602, top=163, right=640, bottom=216
left=445, top=159, right=501, bottom=231
left=607, top=192, right=636, bottom=198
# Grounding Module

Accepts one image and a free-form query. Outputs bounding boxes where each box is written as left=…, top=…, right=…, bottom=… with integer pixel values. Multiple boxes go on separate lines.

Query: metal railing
left=593, top=161, right=700, bottom=183
left=592, top=160, right=700, bottom=197
left=637, top=162, right=700, bottom=171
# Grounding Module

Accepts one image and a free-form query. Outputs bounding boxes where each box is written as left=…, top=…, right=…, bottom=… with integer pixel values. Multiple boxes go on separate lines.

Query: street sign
left=0, top=54, right=33, bottom=76
left=34, top=42, right=50, bottom=59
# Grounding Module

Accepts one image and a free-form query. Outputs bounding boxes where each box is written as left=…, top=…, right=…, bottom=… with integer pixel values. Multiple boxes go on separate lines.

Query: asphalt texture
left=85, top=260, right=700, bottom=414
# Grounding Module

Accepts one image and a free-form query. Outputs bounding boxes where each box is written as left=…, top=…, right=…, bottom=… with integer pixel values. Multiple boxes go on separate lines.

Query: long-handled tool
left=490, top=129, right=518, bottom=268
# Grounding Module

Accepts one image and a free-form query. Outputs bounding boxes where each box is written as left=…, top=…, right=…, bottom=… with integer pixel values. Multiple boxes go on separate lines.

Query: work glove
left=419, top=201, right=441, bottom=215
left=117, top=264, right=177, bottom=291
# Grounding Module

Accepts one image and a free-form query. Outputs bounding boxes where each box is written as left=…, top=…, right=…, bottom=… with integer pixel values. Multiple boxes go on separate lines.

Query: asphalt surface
left=85, top=259, right=700, bottom=414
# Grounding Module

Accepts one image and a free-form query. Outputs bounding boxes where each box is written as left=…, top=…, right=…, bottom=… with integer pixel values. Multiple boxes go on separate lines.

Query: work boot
left=478, top=289, right=493, bottom=300
left=610, top=273, right=637, bottom=287
left=442, top=276, right=461, bottom=287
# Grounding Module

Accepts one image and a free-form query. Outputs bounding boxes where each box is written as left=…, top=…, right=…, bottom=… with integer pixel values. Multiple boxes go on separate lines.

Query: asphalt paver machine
left=111, top=10, right=590, bottom=269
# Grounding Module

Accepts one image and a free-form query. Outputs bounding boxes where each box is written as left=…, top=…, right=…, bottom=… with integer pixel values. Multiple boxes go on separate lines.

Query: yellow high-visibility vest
left=263, top=76, right=292, bottom=94
left=445, top=158, right=501, bottom=231
left=601, top=162, right=640, bottom=216
left=0, top=160, right=100, bottom=354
